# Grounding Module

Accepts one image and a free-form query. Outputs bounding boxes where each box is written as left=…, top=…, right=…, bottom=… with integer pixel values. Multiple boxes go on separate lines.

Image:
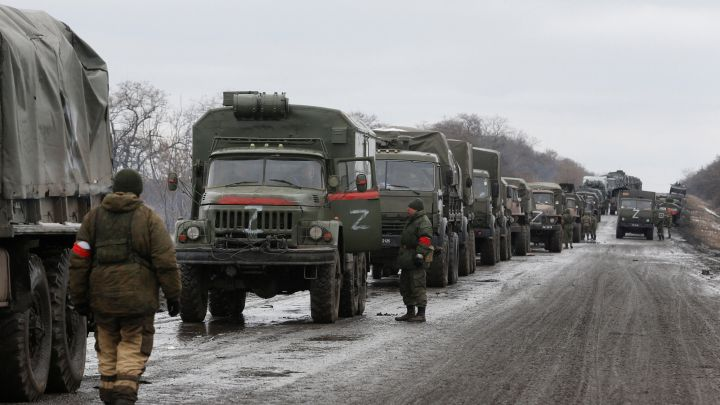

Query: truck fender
left=312, top=220, right=341, bottom=248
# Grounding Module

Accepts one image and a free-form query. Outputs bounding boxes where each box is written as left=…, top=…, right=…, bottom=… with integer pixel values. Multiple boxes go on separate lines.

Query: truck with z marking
left=171, top=92, right=381, bottom=324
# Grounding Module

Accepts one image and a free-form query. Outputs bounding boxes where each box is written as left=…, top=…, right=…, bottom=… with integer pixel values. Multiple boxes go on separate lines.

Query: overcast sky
left=4, top=0, right=719, bottom=192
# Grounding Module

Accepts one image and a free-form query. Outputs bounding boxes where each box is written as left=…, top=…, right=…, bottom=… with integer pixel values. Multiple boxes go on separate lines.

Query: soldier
left=665, top=207, right=673, bottom=239
left=654, top=208, right=665, bottom=240
left=591, top=209, right=599, bottom=241
left=581, top=212, right=593, bottom=241
left=69, top=169, right=181, bottom=405
left=562, top=208, right=574, bottom=249
left=395, top=198, right=433, bottom=323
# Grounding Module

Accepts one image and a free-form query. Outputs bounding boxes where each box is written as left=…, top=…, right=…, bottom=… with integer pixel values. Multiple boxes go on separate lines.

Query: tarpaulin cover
left=0, top=5, right=112, bottom=199
left=374, top=128, right=457, bottom=182
left=447, top=139, right=474, bottom=206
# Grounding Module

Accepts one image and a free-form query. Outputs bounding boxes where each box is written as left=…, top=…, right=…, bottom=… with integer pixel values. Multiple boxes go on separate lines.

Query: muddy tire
left=311, top=251, right=341, bottom=323
left=371, top=265, right=382, bottom=280
left=467, top=231, right=477, bottom=273
left=573, top=223, right=581, bottom=243
left=480, top=236, right=498, bottom=266
left=180, top=264, right=208, bottom=323
left=514, top=226, right=529, bottom=256
left=500, top=231, right=510, bottom=261
left=448, top=232, right=460, bottom=285
left=340, top=253, right=358, bottom=318
left=646, top=229, right=654, bottom=240
left=616, top=227, right=624, bottom=239
left=549, top=229, right=563, bottom=253
left=355, top=253, right=367, bottom=315
left=208, top=289, right=247, bottom=318
left=0, top=254, right=52, bottom=402
left=458, top=230, right=474, bottom=276
left=43, top=250, right=86, bottom=393
left=427, top=237, right=449, bottom=287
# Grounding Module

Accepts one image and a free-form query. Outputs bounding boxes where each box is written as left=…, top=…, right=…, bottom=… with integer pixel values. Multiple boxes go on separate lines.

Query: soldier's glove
left=413, top=253, right=424, bottom=268
left=74, top=302, right=91, bottom=317
left=167, top=298, right=181, bottom=317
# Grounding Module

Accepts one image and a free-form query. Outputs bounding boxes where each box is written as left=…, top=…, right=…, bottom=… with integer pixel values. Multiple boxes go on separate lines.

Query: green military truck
left=560, top=183, right=583, bottom=243
left=528, top=182, right=565, bottom=253
left=172, top=92, right=381, bottom=323
left=448, top=140, right=476, bottom=276
left=668, top=182, right=687, bottom=225
left=581, top=176, right=608, bottom=215
left=369, top=129, right=468, bottom=287
left=471, top=148, right=510, bottom=264
left=615, top=189, right=656, bottom=240
left=0, top=6, right=113, bottom=401
left=502, top=177, right=532, bottom=256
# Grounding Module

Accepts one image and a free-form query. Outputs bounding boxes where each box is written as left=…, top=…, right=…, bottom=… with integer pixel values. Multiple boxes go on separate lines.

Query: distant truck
left=369, top=129, right=469, bottom=287
left=560, top=183, right=583, bottom=243
left=668, top=182, right=687, bottom=225
left=528, top=182, right=565, bottom=253
left=172, top=92, right=381, bottom=323
left=581, top=176, right=609, bottom=214
left=0, top=6, right=113, bottom=401
left=472, top=148, right=511, bottom=264
left=615, top=189, right=656, bottom=240
left=502, top=177, right=532, bottom=256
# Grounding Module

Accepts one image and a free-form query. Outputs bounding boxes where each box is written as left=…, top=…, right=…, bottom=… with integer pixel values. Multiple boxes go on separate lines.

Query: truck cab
left=528, top=182, right=565, bottom=253
left=503, top=177, right=532, bottom=256
left=615, top=189, right=656, bottom=240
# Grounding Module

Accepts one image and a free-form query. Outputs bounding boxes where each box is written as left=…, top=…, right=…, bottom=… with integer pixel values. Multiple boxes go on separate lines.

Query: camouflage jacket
left=69, top=192, right=181, bottom=316
left=397, top=210, right=433, bottom=271
left=562, top=212, right=574, bottom=229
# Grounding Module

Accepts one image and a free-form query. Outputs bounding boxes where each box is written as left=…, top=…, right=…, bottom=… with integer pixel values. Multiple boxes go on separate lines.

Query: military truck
left=369, top=129, right=468, bottom=287
left=615, top=189, right=656, bottom=240
left=668, top=182, right=687, bottom=225
left=560, top=183, right=583, bottom=243
left=528, top=182, right=565, bottom=253
left=471, top=148, right=510, bottom=264
left=606, top=170, right=629, bottom=214
left=502, top=177, right=532, bottom=256
left=581, top=176, right=608, bottom=214
left=172, top=92, right=381, bottom=324
left=0, top=6, right=113, bottom=401
left=447, top=140, right=476, bottom=276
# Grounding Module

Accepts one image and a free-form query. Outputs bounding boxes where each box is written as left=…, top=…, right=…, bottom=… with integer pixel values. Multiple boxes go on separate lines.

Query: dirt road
left=32, top=216, right=720, bottom=404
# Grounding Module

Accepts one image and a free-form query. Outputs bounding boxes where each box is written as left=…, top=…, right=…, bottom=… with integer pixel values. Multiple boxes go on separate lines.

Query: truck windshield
left=207, top=158, right=324, bottom=189
left=620, top=199, right=652, bottom=210
left=533, top=192, right=554, bottom=205
left=473, top=177, right=489, bottom=199
left=566, top=198, right=576, bottom=209
left=377, top=160, right=435, bottom=192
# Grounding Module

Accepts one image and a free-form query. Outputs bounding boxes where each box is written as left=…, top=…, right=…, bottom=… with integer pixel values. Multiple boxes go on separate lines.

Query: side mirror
left=167, top=172, right=178, bottom=191
left=355, top=173, right=368, bottom=193
left=465, top=177, right=472, bottom=188
left=491, top=182, right=499, bottom=199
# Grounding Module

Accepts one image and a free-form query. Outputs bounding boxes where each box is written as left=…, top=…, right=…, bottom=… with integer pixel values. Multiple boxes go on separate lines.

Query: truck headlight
left=187, top=226, right=201, bottom=240
left=549, top=217, right=556, bottom=224
left=309, top=225, right=323, bottom=241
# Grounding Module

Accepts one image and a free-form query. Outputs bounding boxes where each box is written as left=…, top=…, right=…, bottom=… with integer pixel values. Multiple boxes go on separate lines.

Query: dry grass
left=682, top=195, right=720, bottom=251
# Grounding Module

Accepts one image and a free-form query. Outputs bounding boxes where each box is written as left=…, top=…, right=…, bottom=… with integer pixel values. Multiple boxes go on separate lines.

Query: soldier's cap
left=113, top=168, right=143, bottom=196
left=408, top=198, right=424, bottom=211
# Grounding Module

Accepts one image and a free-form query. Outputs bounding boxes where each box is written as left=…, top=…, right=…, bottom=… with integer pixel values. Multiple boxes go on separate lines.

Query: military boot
left=408, top=306, right=426, bottom=323
left=395, top=306, right=415, bottom=321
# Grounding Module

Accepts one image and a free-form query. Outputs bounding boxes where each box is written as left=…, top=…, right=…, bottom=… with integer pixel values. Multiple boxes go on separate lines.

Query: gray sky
left=5, top=0, right=718, bottom=192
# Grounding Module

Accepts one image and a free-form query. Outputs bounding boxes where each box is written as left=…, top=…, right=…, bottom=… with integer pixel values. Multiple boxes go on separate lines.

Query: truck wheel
left=506, top=231, right=513, bottom=260
left=371, top=265, right=382, bottom=280
left=43, top=250, right=86, bottom=393
left=0, top=254, right=52, bottom=402
left=311, top=251, right=341, bottom=323
left=514, top=227, right=529, bottom=256
left=458, top=230, right=475, bottom=276
left=468, top=231, right=477, bottom=274
left=427, top=237, right=449, bottom=287
left=208, top=289, right=247, bottom=318
left=616, top=228, right=624, bottom=239
left=180, top=265, right=208, bottom=323
left=340, top=254, right=358, bottom=318
left=448, top=233, right=459, bottom=285
left=646, top=229, right=654, bottom=240
left=573, top=223, right=581, bottom=243
left=500, top=233, right=510, bottom=261
left=355, top=253, right=367, bottom=315
left=480, top=236, right=498, bottom=265
left=550, top=230, right=563, bottom=253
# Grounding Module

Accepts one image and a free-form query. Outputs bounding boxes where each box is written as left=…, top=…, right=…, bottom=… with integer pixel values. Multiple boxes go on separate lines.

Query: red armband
left=72, top=241, right=92, bottom=259
left=418, top=236, right=432, bottom=247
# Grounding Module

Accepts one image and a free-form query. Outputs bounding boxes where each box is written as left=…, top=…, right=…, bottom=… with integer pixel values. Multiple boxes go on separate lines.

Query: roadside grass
left=682, top=195, right=720, bottom=251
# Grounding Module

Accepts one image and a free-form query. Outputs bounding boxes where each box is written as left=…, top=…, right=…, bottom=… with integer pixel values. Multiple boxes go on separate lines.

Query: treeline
left=108, top=81, right=590, bottom=229
left=684, top=156, right=720, bottom=208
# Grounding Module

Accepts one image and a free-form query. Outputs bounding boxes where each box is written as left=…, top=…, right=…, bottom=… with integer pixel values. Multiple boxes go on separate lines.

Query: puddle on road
left=236, top=368, right=301, bottom=378
left=477, top=279, right=500, bottom=283
left=174, top=318, right=246, bottom=342
left=306, top=334, right=364, bottom=342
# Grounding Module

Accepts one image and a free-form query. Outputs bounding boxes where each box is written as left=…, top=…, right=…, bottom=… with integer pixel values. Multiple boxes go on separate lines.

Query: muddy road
left=32, top=216, right=720, bottom=404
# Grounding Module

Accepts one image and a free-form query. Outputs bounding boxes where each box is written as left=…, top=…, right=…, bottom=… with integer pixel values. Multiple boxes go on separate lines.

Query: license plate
left=630, top=223, right=639, bottom=227
left=542, top=225, right=554, bottom=230
left=381, top=236, right=400, bottom=247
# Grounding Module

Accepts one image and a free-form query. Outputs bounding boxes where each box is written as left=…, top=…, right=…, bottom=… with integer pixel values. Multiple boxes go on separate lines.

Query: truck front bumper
left=176, top=246, right=337, bottom=266
left=530, top=224, right=561, bottom=233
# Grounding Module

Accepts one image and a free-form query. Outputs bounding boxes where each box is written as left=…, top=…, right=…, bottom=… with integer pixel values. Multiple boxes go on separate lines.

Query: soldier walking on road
left=665, top=208, right=673, bottom=239
left=69, top=169, right=181, bottom=405
left=581, top=212, right=593, bottom=241
left=562, top=208, right=574, bottom=249
left=654, top=208, right=665, bottom=241
left=591, top=210, right=598, bottom=241
left=395, top=199, right=433, bottom=323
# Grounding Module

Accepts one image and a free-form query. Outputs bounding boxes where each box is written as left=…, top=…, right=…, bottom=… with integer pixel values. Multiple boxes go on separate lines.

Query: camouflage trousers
left=95, top=314, right=155, bottom=403
left=400, top=267, right=427, bottom=307
left=563, top=227, right=573, bottom=243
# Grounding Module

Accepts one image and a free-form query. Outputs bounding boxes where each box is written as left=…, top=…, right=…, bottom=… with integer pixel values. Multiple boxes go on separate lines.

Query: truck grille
left=210, top=208, right=294, bottom=235
left=381, top=215, right=406, bottom=234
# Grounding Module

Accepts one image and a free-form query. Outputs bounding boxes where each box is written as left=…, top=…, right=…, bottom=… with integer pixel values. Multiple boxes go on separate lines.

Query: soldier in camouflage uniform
left=581, top=212, right=593, bottom=241
left=69, top=169, right=181, bottom=405
left=654, top=208, right=665, bottom=240
left=562, top=208, right=574, bottom=249
left=591, top=210, right=598, bottom=241
left=665, top=208, right=673, bottom=239
left=395, top=199, right=433, bottom=323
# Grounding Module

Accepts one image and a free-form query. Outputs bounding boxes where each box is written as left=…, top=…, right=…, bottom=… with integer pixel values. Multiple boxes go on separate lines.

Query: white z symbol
left=632, top=209, right=639, bottom=219
left=350, top=209, right=370, bottom=230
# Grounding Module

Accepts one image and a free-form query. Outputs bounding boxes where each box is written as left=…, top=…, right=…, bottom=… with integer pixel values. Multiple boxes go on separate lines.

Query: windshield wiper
left=387, top=184, right=420, bottom=195
left=269, top=178, right=301, bottom=189
left=215, top=181, right=257, bottom=188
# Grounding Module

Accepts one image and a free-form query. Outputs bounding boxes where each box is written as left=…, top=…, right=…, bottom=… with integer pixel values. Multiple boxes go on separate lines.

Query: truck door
left=329, top=158, right=382, bottom=252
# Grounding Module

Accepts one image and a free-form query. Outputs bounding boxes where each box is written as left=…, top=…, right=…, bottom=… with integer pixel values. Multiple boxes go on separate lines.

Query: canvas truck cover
left=0, top=5, right=112, bottom=199
left=373, top=128, right=457, bottom=185
left=447, top=139, right=473, bottom=206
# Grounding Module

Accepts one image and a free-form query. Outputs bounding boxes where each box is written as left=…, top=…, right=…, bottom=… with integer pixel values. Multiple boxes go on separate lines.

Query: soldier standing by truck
left=395, top=199, right=433, bottom=323
left=654, top=208, right=665, bottom=241
left=581, top=212, right=593, bottom=241
left=562, top=209, right=574, bottom=249
left=69, top=169, right=181, bottom=405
